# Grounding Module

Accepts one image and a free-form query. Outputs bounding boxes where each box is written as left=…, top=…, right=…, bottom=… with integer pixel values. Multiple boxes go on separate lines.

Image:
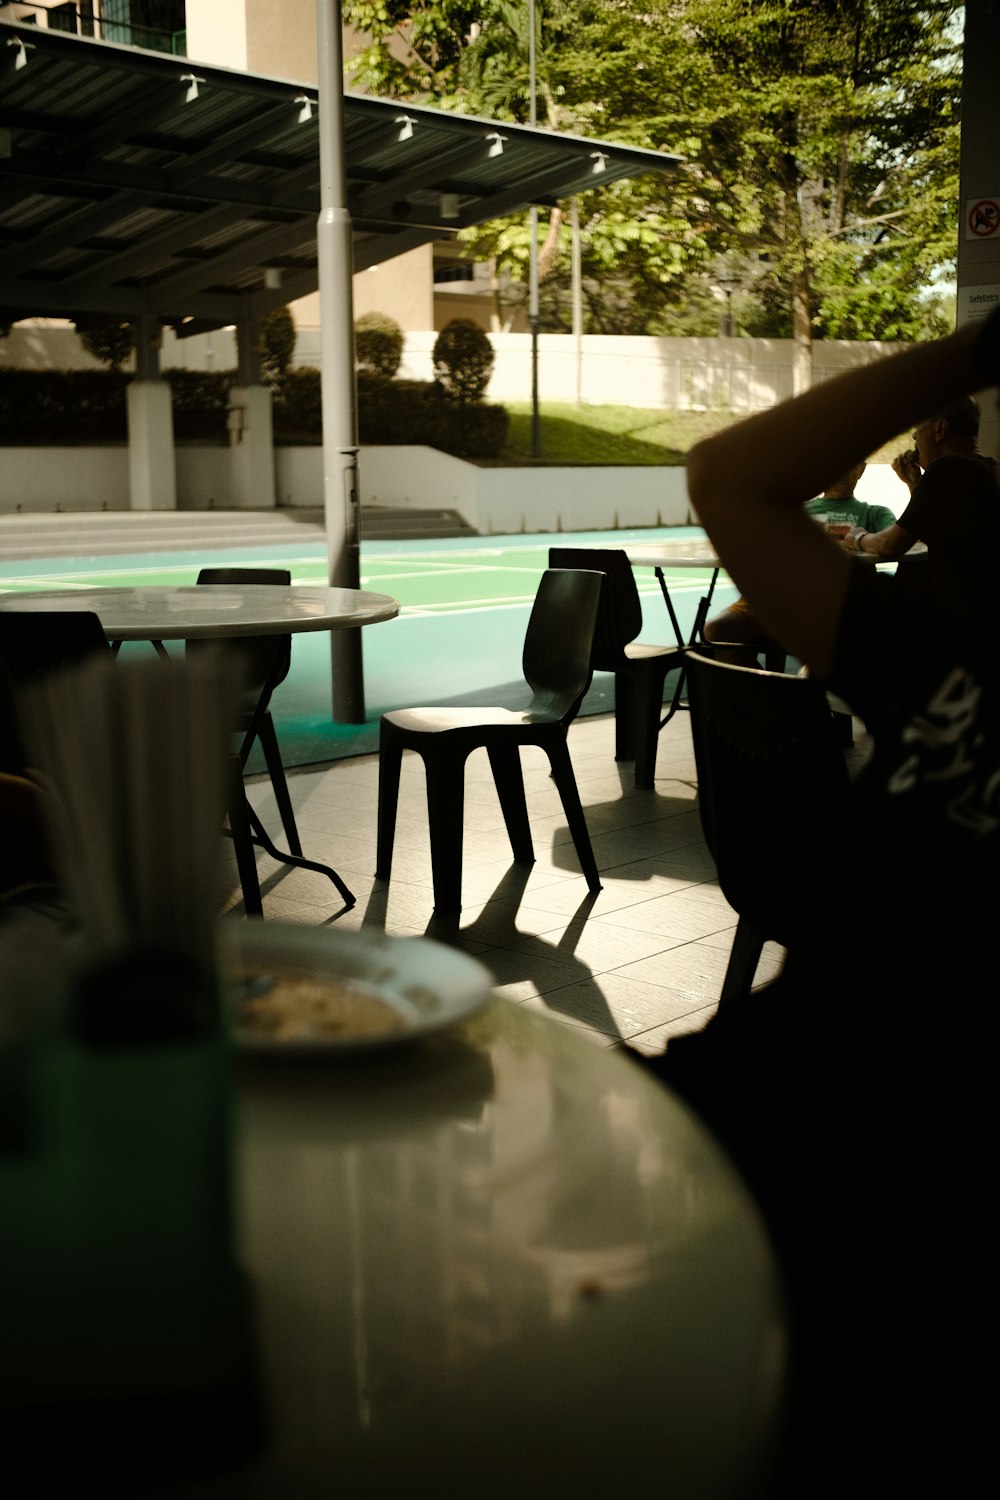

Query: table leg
left=122, top=638, right=356, bottom=914
left=246, top=804, right=355, bottom=909
left=656, top=568, right=720, bottom=731
left=654, top=568, right=686, bottom=649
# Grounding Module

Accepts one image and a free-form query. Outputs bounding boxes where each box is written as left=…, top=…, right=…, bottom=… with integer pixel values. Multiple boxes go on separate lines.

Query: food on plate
left=238, top=967, right=406, bottom=1042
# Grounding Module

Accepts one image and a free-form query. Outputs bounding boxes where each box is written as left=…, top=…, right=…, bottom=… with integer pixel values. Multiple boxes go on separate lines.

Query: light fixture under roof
left=180, top=73, right=204, bottom=104
left=7, top=37, right=34, bottom=71
left=295, top=94, right=315, bottom=125
left=396, top=114, right=415, bottom=142
left=264, top=267, right=283, bottom=290
left=591, top=151, right=609, bottom=174
left=486, top=132, right=506, bottom=159
left=439, top=192, right=460, bottom=220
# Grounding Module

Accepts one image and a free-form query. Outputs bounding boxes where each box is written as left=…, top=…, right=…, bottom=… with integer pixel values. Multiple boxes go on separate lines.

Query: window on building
left=47, top=3, right=79, bottom=33
left=101, top=1, right=185, bottom=52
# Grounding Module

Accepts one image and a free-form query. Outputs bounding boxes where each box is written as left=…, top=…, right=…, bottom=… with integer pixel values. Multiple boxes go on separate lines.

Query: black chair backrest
left=0, top=610, right=112, bottom=773
left=0, top=610, right=111, bottom=684
left=523, top=569, right=603, bottom=723
left=685, top=650, right=850, bottom=944
left=191, top=567, right=291, bottom=702
left=548, top=547, right=643, bottom=671
left=892, top=549, right=932, bottom=604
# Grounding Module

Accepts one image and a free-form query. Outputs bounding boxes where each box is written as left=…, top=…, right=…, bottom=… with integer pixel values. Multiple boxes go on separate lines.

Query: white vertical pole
left=571, top=197, right=582, bottom=407
left=528, top=0, right=541, bottom=458
left=316, top=0, right=364, bottom=722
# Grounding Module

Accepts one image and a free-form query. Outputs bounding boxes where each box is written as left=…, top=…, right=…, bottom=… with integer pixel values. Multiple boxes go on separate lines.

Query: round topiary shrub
left=355, top=311, right=404, bottom=378
left=259, top=305, right=297, bottom=386
left=432, top=318, right=495, bottom=404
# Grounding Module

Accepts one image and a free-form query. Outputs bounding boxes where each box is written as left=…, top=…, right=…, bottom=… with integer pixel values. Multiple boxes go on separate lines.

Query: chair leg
left=256, top=711, right=302, bottom=857
left=632, top=664, right=668, bottom=791
left=487, top=744, right=534, bottom=864
left=545, top=734, right=601, bottom=894
left=718, top=916, right=765, bottom=1006
left=227, top=756, right=262, bottom=917
left=375, top=733, right=403, bottom=883
left=423, top=750, right=467, bottom=913
left=614, top=673, right=635, bottom=761
left=831, top=709, right=854, bottom=748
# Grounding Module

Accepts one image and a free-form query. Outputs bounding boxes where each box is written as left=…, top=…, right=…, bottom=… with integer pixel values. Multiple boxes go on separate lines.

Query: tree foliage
left=76, top=321, right=135, bottom=374
left=342, top=1, right=962, bottom=377
left=259, top=305, right=297, bottom=385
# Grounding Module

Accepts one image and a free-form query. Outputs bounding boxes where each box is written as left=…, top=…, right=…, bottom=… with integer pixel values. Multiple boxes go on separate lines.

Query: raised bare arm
left=686, top=321, right=985, bottom=678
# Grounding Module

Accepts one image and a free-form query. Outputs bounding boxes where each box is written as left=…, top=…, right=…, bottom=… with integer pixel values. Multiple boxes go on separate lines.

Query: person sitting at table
left=702, top=462, right=899, bottom=665
left=849, top=393, right=1000, bottom=608
left=631, top=310, right=1000, bottom=1498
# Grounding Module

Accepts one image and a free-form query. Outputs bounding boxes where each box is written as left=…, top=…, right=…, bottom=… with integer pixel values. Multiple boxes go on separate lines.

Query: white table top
left=0, top=585, right=399, bottom=640
left=627, top=537, right=928, bottom=570
left=228, top=995, right=785, bottom=1496
left=627, top=540, right=723, bottom=570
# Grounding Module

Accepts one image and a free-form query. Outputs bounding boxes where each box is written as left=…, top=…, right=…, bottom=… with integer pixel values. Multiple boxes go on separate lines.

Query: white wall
left=0, top=443, right=907, bottom=528
left=389, top=332, right=908, bottom=411
left=0, top=447, right=130, bottom=511
left=184, top=0, right=248, bottom=69
left=3, top=323, right=907, bottom=414
left=1, top=443, right=687, bottom=530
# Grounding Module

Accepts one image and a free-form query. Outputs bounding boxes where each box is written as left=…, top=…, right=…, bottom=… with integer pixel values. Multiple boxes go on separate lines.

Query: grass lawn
left=497, top=402, right=737, bottom=465
left=497, top=401, right=903, bottom=467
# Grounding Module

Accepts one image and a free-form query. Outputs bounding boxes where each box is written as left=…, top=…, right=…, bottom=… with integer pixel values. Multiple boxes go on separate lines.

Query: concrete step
left=0, top=506, right=478, bottom=559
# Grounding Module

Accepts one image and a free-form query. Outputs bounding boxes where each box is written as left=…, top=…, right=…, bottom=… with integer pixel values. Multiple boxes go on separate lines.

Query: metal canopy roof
left=0, top=20, right=681, bottom=332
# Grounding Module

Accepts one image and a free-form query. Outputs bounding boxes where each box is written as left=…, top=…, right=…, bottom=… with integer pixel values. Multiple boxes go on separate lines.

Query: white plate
left=223, top=921, right=494, bottom=1055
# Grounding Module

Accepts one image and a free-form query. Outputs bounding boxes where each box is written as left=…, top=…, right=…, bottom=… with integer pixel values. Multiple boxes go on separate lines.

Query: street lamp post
left=529, top=0, right=541, bottom=459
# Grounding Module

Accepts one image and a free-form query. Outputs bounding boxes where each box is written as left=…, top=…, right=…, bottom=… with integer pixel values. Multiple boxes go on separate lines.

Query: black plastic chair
left=189, top=567, right=301, bottom=858
left=548, top=547, right=684, bottom=789
left=376, top=568, right=604, bottom=913
left=685, top=649, right=851, bottom=1005
left=0, top=611, right=113, bottom=899
left=0, top=610, right=112, bottom=771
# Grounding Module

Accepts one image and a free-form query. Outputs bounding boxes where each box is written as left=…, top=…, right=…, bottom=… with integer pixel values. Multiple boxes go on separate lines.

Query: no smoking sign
left=966, top=198, right=1000, bottom=239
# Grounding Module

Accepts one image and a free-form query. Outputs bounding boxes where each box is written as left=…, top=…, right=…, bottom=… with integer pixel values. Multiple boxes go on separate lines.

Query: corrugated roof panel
left=0, top=19, right=680, bottom=327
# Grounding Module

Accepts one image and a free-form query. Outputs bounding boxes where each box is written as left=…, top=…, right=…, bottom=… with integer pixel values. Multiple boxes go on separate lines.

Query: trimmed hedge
left=357, top=372, right=509, bottom=457
left=0, top=368, right=235, bottom=443
left=0, top=369, right=129, bottom=443
left=167, top=370, right=235, bottom=440
left=0, top=365, right=510, bottom=458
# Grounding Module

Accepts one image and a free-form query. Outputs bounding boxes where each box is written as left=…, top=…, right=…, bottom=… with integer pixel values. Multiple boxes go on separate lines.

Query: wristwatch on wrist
left=854, top=529, right=867, bottom=553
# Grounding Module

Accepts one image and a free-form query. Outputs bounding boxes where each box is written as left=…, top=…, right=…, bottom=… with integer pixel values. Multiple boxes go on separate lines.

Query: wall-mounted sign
left=966, top=199, right=1000, bottom=239
left=958, top=284, right=1000, bottom=325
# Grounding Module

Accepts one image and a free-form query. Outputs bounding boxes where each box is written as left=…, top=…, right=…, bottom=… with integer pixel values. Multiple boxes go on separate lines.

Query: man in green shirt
left=703, top=463, right=899, bottom=664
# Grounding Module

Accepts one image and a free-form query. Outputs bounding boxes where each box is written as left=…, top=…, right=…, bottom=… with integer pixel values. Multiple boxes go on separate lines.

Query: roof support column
left=226, top=313, right=276, bottom=510
left=126, top=314, right=176, bottom=510
left=317, top=0, right=364, bottom=724
left=958, top=5, right=1000, bottom=461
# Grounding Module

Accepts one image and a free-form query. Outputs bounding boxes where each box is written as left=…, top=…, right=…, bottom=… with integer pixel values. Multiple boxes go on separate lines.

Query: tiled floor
left=224, top=709, right=786, bottom=1053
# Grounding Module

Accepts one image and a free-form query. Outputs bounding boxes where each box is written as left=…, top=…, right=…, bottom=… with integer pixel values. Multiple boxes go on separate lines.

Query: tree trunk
left=791, top=268, right=813, bottom=395
left=537, top=207, right=564, bottom=281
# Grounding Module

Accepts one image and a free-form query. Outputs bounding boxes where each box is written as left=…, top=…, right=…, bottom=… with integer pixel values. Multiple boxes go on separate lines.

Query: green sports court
left=0, top=525, right=733, bottom=770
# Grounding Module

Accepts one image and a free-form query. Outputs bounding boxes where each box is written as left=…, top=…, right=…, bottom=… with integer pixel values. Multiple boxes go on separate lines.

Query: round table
left=204, top=996, right=787, bottom=1499
left=0, top=584, right=400, bottom=912
left=0, top=584, right=400, bottom=639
